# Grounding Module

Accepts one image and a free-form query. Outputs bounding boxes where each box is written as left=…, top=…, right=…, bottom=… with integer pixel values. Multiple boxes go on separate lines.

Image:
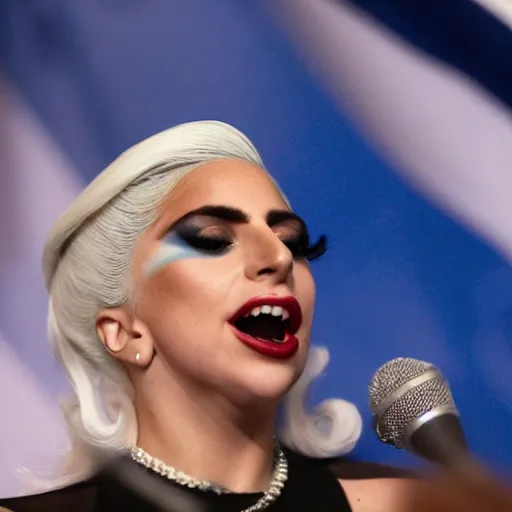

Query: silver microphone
left=369, top=357, right=468, bottom=466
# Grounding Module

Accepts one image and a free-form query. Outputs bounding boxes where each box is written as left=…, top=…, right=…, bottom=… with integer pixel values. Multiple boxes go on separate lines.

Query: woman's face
left=131, top=159, right=316, bottom=406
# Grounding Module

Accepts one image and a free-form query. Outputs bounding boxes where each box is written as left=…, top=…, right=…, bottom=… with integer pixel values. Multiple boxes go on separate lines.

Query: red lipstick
left=228, top=296, right=302, bottom=360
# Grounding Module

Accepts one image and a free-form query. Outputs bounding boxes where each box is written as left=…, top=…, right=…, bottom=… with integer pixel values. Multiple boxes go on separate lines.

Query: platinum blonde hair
left=43, top=121, right=362, bottom=483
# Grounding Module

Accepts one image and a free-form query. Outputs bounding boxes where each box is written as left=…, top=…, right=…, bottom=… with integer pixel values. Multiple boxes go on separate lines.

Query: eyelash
left=284, top=234, right=327, bottom=261
left=179, top=232, right=328, bottom=261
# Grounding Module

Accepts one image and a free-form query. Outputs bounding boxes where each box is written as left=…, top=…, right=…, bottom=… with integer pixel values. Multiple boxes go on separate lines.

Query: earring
left=135, top=353, right=141, bottom=362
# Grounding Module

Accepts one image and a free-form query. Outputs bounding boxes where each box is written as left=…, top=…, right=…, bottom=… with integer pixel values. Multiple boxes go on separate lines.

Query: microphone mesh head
left=369, top=358, right=456, bottom=448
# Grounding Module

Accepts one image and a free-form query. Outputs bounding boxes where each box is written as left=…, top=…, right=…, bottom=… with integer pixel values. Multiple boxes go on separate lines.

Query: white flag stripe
left=0, top=335, right=69, bottom=497
left=0, top=79, right=81, bottom=496
left=0, top=78, right=82, bottom=380
left=270, top=0, right=512, bottom=264
left=473, top=0, right=512, bottom=29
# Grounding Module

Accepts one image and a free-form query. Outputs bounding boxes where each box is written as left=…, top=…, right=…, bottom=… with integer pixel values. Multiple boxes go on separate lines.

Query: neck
left=133, top=370, right=277, bottom=493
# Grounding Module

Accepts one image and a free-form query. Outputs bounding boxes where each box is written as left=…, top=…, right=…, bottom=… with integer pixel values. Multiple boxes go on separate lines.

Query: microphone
left=368, top=357, right=468, bottom=467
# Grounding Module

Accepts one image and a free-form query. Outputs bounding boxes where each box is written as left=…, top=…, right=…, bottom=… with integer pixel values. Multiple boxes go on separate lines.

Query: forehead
left=159, top=159, right=289, bottom=223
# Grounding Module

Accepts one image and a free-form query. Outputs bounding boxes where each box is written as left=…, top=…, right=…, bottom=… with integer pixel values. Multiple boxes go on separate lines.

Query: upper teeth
left=246, top=305, right=290, bottom=321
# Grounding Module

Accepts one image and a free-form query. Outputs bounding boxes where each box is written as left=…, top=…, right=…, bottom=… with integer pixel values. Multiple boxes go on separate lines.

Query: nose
left=244, top=226, right=294, bottom=285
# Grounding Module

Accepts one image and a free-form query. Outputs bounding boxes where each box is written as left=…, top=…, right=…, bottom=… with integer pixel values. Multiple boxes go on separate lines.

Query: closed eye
left=177, top=232, right=233, bottom=256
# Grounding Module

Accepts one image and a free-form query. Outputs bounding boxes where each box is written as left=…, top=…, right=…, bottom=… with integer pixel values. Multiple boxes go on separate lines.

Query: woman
left=0, top=121, right=412, bottom=511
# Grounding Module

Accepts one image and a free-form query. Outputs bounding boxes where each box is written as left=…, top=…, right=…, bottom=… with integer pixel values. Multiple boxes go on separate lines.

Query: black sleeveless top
left=98, top=450, right=351, bottom=511
left=0, top=450, right=357, bottom=512
left=0, top=452, right=412, bottom=512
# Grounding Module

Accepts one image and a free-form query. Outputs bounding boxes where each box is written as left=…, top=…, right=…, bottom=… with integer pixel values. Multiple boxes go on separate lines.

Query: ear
left=96, top=307, right=154, bottom=368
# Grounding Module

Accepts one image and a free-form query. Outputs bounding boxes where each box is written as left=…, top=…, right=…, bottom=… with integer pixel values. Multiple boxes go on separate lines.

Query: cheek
left=295, top=265, right=316, bottom=328
left=137, top=237, right=226, bottom=312
left=136, top=259, right=236, bottom=332
left=139, top=267, right=208, bottom=322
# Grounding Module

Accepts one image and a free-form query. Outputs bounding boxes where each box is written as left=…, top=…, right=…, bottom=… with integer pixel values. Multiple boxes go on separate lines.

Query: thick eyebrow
left=266, top=209, right=306, bottom=228
left=174, top=205, right=249, bottom=224
left=172, top=205, right=306, bottom=228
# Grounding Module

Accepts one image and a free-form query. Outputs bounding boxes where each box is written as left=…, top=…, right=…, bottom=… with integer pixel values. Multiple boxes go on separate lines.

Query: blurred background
left=2, top=0, right=512, bottom=498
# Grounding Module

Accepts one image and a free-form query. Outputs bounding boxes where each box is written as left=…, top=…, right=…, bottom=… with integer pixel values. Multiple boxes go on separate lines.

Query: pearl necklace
left=130, top=444, right=288, bottom=512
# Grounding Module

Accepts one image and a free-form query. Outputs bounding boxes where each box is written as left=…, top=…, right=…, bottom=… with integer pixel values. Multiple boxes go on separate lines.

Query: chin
left=227, top=359, right=302, bottom=408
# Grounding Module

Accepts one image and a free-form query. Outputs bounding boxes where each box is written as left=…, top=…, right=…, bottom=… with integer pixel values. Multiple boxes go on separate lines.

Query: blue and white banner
left=271, top=0, right=512, bottom=261
left=1, top=0, right=512, bottom=497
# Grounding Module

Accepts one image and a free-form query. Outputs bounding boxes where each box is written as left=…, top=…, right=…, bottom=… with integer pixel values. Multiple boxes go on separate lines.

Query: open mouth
left=228, top=296, right=302, bottom=359
left=234, top=305, right=290, bottom=343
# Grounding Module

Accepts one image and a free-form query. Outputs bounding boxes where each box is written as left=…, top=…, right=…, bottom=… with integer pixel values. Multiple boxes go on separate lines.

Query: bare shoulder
left=339, top=477, right=417, bottom=512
